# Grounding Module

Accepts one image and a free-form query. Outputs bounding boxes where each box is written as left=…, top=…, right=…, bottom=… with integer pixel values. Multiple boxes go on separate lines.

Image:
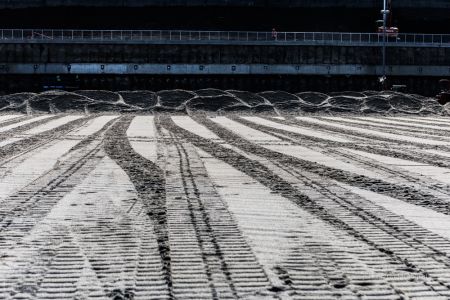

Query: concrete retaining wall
left=1, top=44, right=449, bottom=66
left=0, top=74, right=441, bottom=96
left=0, top=43, right=447, bottom=94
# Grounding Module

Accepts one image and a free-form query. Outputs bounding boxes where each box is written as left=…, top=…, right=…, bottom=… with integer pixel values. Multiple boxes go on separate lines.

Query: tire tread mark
left=159, top=116, right=450, bottom=297
left=0, top=115, right=94, bottom=167
left=104, top=116, right=174, bottom=300
left=230, top=116, right=450, bottom=216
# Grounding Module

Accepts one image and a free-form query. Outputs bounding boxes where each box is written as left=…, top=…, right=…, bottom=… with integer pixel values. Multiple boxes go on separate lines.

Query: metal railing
left=0, top=29, right=449, bottom=46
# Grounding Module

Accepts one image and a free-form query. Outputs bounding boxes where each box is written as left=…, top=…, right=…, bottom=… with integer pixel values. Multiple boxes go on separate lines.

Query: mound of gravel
left=0, top=97, right=10, bottom=110
left=259, top=91, right=302, bottom=111
left=444, top=103, right=450, bottom=115
left=195, top=88, right=230, bottom=97
left=388, top=94, right=423, bottom=113
left=296, top=92, right=329, bottom=105
left=76, top=90, right=121, bottom=103
left=326, top=96, right=364, bottom=112
left=120, top=91, right=157, bottom=109
left=421, top=99, right=444, bottom=114
left=329, top=91, right=366, bottom=98
left=157, top=90, right=195, bottom=109
left=29, top=91, right=92, bottom=113
left=186, top=95, right=249, bottom=112
left=226, top=90, right=269, bottom=106
left=0, top=89, right=445, bottom=115
left=0, top=93, right=36, bottom=112
left=362, top=96, right=392, bottom=113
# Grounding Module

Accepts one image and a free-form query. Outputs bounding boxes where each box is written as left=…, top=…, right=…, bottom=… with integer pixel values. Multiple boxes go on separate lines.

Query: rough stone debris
left=0, top=89, right=447, bottom=115
left=2, top=109, right=450, bottom=299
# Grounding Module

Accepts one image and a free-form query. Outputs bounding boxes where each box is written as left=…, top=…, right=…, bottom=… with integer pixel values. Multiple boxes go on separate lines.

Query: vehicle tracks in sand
left=162, top=115, right=450, bottom=299
left=0, top=117, right=124, bottom=299
left=209, top=116, right=450, bottom=217
left=239, top=115, right=450, bottom=169
left=231, top=116, right=450, bottom=213
left=159, top=126, right=273, bottom=299
left=197, top=147, right=405, bottom=300
left=3, top=113, right=450, bottom=299
left=0, top=116, right=118, bottom=243
left=110, top=116, right=274, bottom=299
left=0, top=115, right=94, bottom=168
left=104, top=116, right=173, bottom=299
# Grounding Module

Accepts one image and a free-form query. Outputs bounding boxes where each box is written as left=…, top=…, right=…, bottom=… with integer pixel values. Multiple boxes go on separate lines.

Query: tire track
left=197, top=148, right=402, bottom=299
left=256, top=116, right=450, bottom=172
left=323, top=116, right=450, bottom=139
left=0, top=117, right=117, bottom=241
left=239, top=116, right=355, bottom=144
left=200, top=119, right=447, bottom=252
left=0, top=156, right=169, bottom=300
left=389, top=116, right=450, bottom=126
left=329, top=148, right=450, bottom=186
left=0, top=114, right=29, bottom=129
left=3, top=113, right=450, bottom=299
left=340, top=184, right=450, bottom=240
left=295, top=117, right=450, bottom=146
left=0, top=114, right=22, bottom=122
left=159, top=125, right=272, bottom=299
left=218, top=116, right=450, bottom=216
left=0, top=116, right=164, bottom=300
left=0, top=116, right=111, bottom=202
left=161, top=116, right=450, bottom=298
left=354, top=116, right=450, bottom=132
left=0, top=115, right=84, bottom=149
left=0, top=128, right=114, bottom=299
left=0, top=115, right=56, bottom=137
left=269, top=116, right=450, bottom=169
left=163, top=119, right=448, bottom=296
left=232, top=118, right=450, bottom=203
left=0, top=115, right=93, bottom=167
left=104, top=116, right=173, bottom=299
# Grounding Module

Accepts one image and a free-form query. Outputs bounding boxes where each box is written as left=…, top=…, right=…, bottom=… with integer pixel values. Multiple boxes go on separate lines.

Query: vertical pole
left=382, top=0, right=387, bottom=88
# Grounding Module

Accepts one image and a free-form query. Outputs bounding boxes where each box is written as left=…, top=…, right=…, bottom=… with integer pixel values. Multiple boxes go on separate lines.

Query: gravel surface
left=1, top=90, right=449, bottom=115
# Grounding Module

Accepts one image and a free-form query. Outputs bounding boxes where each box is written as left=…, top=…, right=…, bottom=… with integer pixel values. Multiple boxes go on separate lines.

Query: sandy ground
left=1, top=113, right=450, bottom=299
left=1, top=89, right=449, bottom=115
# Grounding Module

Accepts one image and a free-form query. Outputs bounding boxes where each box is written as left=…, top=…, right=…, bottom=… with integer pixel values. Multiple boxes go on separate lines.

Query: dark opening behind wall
left=0, top=74, right=443, bottom=96
left=0, top=6, right=448, bottom=33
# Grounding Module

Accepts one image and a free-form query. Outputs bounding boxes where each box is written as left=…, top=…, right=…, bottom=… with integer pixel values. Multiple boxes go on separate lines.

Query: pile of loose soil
left=0, top=89, right=445, bottom=115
